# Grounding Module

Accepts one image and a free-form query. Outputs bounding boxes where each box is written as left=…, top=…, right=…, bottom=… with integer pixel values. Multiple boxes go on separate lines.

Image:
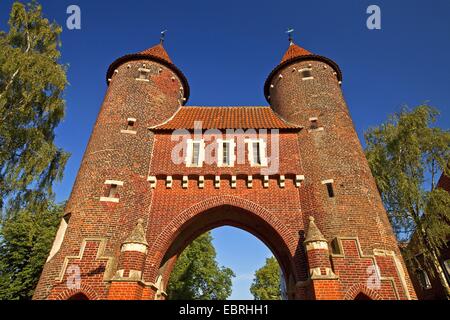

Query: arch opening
left=153, top=204, right=301, bottom=300
left=67, top=293, right=89, bottom=300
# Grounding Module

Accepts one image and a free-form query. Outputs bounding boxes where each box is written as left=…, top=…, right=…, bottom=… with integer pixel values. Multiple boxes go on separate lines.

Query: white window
left=246, top=139, right=268, bottom=167
left=217, top=139, right=235, bottom=167
left=186, top=139, right=205, bottom=167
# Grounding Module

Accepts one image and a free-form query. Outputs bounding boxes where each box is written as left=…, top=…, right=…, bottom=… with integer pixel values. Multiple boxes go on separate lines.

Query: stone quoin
left=33, top=38, right=417, bottom=300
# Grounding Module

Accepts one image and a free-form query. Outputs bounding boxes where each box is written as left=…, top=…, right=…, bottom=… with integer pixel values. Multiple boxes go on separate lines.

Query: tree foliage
left=167, top=232, right=235, bottom=300
left=250, top=257, right=281, bottom=300
left=0, top=200, right=63, bottom=300
left=0, top=1, right=69, bottom=212
left=364, top=104, right=450, bottom=298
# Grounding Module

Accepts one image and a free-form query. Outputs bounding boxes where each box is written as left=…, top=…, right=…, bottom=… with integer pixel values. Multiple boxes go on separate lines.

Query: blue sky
left=1, top=0, right=449, bottom=299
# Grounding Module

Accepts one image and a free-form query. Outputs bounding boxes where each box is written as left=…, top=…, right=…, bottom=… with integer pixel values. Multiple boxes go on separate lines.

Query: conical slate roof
left=304, top=216, right=327, bottom=243
left=123, top=219, right=148, bottom=246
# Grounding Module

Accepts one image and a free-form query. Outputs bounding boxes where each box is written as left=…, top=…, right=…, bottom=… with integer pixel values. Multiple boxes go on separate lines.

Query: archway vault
left=144, top=195, right=303, bottom=295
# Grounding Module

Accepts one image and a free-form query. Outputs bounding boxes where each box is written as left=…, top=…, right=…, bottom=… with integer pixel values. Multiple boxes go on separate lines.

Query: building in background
left=404, top=173, right=450, bottom=300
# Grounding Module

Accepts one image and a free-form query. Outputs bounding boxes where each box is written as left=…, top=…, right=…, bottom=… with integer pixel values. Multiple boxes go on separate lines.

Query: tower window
left=137, top=68, right=150, bottom=81
left=310, top=117, right=319, bottom=130
left=121, top=118, right=137, bottom=134
left=321, top=179, right=335, bottom=198
left=300, top=68, right=313, bottom=80
left=107, top=184, right=118, bottom=198
left=100, top=180, right=123, bottom=203
left=326, top=183, right=334, bottom=198
left=127, top=119, right=136, bottom=130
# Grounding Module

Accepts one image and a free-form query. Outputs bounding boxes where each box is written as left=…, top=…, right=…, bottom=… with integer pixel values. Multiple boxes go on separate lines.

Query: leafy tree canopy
left=167, top=232, right=235, bottom=300
left=364, top=104, right=450, bottom=298
left=250, top=256, right=281, bottom=300
left=0, top=200, right=63, bottom=300
left=0, top=1, right=69, bottom=213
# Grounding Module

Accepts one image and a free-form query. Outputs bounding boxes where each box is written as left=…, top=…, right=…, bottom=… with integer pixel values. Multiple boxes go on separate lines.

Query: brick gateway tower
left=34, top=38, right=416, bottom=300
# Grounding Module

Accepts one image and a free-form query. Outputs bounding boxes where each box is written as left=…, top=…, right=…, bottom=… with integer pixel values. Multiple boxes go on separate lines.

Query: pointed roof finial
left=160, top=29, right=168, bottom=44
left=123, top=218, right=148, bottom=246
left=304, top=216, right=327, bottom=243
left=286, top=27, right=294, bottom=45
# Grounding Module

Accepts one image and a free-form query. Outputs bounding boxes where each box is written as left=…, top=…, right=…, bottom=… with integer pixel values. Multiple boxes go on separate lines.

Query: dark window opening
left=107, top=184, right=118, bottom=198
left=252, top=142, right=261, bottom=165
left=127, top=120, right=135, bottom=131
left=310, top=119, right=319, bottom=130
left=301, top=69, right=312, bottom=78
left=326, top=183, right=334, bottom=198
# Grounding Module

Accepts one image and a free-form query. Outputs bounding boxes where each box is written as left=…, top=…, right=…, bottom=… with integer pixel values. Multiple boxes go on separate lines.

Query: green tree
left=250, top=257, right=281, bottom=300
left=167, top=232, right=235, bottom=300
left=0, top=1, right=69, bottom=212
left=0, top=200, right=63, bottom=300
left=364, top=105, right=450, bottom=298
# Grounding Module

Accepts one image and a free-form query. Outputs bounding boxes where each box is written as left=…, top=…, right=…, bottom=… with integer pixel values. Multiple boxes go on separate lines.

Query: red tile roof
left=139, top=43, right=172, bottom=64
left=106, top=42, right=190, bottom=103
left=281, top=43, right=313, bottom=63
left=150, top=107, right=301, bottom=130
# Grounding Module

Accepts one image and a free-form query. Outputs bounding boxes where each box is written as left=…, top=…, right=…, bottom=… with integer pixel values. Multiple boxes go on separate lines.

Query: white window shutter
left=230, top=140, right=236, bottom=166
left=217, top=138, right=223, bottom=167
left=185, top=139, right=193, bottom=165
left=260, top=139, right=268, bottom=166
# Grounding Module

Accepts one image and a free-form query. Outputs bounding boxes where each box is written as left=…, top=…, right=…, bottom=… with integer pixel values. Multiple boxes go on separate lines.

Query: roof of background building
left=150, top=106, right=301, bottom=130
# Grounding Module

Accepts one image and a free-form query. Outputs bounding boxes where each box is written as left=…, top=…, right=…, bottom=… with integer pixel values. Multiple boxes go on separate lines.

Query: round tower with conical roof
left=265, top=41, right=416, bottom=299
left=33, top=42, right=190, bottom=300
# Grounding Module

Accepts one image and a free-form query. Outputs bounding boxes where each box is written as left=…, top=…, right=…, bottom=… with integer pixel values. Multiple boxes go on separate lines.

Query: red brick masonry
left=33, top=41, right=416, bottom=300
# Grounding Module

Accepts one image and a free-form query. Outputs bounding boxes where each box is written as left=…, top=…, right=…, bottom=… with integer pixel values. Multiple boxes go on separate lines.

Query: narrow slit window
left=127, top=119, right=135, bottom=130
left=108, top=184, right=118, bottom=198
left=326, top=182, right=334, bottom=198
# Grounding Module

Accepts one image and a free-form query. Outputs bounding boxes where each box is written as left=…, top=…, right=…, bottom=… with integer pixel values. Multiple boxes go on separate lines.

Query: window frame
left=185, top=139, right=205, bottom=167
left=245, top=138, right=268, bottom=167
left=217, top=139, right=236, bottom=167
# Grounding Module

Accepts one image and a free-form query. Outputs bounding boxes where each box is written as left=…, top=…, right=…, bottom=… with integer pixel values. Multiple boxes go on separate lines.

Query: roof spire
left=286, top=27, right=294, bottom=46
left=160, top=29, right=167, bottom=44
